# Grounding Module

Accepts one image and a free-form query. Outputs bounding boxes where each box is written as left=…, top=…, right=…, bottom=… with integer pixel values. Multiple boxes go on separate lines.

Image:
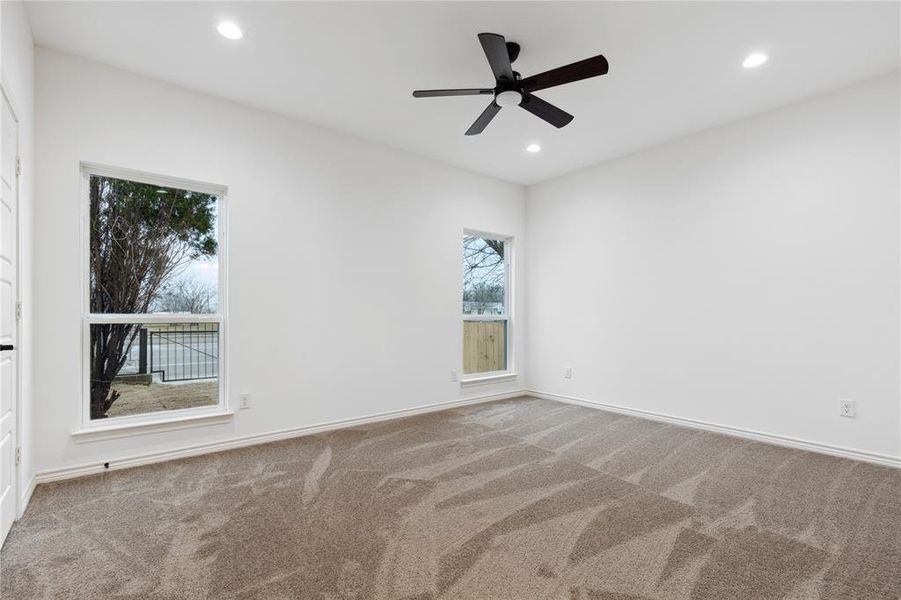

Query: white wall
left=33, top=49, right=526, bottom=474
left=31, top=46, right=901, bottom=477
left=527, top=73, right=901, bottom=460
left=1, top=1, right=35, bottom=507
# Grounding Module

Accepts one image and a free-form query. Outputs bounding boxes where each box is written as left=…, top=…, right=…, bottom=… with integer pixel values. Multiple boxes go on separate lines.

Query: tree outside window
left=88, top=173, right=219, bottom=419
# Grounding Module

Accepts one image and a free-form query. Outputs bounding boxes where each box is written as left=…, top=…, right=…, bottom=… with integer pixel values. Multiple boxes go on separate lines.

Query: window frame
left=461, top=229, right=515, bottom=383
left=78, top=163, right=230, bottom=433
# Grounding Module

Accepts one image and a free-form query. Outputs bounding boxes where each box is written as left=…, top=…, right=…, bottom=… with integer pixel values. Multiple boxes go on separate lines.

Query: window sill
left=460, top=372, right=519, bottom=387
left=72, top=410, right=234, bottom=443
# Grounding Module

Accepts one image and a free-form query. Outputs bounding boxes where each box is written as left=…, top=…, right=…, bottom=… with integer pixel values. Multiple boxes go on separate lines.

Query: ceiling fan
left=412, top=33, right=609, bottom=135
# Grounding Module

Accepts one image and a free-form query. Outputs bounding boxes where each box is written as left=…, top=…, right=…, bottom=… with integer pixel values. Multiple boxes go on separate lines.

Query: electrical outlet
left=450, top=370, right=458, bottom=382
left=564, top=367, right=573, bottom=379
left=839, top=399, right=855, bottom=418
left=239, top=393, right=252, bottom=410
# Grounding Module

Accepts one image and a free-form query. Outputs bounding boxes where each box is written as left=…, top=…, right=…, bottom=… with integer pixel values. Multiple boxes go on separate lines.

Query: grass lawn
left=107, top=380, right=218, bottom=418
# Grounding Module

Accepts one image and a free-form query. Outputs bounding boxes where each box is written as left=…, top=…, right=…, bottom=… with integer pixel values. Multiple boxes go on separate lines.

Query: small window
left=462, top=232, right=512, bottom=376
left=83, top=166, right=226, bottom=424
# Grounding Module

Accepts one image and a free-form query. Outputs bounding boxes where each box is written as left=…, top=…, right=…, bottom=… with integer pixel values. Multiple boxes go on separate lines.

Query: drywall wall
left=30, top=46, right=901, bottom=479
left=1, top=1, right=35, bottom=509
left=527, top=73, right=901, bottom=460
left=33, top=49, right=526, bottom=474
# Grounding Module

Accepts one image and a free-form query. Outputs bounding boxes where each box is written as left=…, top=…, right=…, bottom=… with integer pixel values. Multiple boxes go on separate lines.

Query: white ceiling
left=25, top=1, right=900, bottom=185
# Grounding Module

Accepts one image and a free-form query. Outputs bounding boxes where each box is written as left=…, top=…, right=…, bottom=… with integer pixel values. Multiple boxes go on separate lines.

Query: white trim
left=79, top=162, right=227, bottom=196
left=528, top=390, right=901, bottom=469
left=86, top=314, right=221, bottom=324
left=460, top=372, right=519, bottom=387
left=463, top=228, right=510, bottom=243
left=19, top=475, right=35, bottom=517
left=462, top=314, right=509, bottom=322
left=34, top=389, right=527, bottom=485
left=72, top=410, right=234, bottom=443
left=28, top=387, right=898, bottom=500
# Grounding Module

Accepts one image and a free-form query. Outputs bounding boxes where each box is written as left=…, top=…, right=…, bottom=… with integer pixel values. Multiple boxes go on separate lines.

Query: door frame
left=0, top=75, right=24, bottom=523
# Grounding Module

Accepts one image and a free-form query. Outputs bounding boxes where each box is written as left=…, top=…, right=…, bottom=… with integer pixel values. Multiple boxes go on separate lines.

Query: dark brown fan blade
left=520, top=54, right=609, bottom=93
left=412, top=88, right=494, bottom=98
left=520, top=94, right=574, bottom=128
left=465, top=101, right=501, bottom=136
left=478, top=33, right=514, bottom=81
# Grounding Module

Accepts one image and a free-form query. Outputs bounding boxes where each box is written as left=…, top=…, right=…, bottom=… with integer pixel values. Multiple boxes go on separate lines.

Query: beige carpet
left=2, top=396, right=899, bottom=599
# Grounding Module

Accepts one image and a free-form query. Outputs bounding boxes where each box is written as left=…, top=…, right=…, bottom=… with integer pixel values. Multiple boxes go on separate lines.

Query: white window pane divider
left=86, top=313, right=222, bottom=324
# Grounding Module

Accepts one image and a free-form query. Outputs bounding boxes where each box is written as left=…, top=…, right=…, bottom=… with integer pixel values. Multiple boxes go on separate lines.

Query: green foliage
left=89, top=175, right=217, bottom=314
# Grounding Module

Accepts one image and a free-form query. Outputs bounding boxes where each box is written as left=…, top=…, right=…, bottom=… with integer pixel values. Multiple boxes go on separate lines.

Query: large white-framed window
left=462, top=230, right=514, bottom=382
left=79, top=163, right=229, bottom=432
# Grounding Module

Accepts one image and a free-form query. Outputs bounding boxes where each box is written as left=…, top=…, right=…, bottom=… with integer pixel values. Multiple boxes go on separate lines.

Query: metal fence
left=147, top=323, right=219, bottom=382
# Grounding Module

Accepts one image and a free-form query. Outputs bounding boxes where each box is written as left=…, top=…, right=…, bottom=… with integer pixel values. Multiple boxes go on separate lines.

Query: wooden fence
left=463, top=320, right=507, bottom=374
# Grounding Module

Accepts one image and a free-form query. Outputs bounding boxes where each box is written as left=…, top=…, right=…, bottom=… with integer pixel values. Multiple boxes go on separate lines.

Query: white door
left=0, top=90, right=19, bottom=546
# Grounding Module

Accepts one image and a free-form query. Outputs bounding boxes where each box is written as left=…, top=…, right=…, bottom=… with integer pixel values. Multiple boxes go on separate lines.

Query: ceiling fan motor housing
left=506, top=41, right=521, bottom=63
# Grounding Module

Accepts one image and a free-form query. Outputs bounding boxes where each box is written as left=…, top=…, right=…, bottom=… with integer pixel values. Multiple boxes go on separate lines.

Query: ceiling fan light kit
left=495, top=90, right=523, bottom=108
left=413, top=32, right=608, bottom=135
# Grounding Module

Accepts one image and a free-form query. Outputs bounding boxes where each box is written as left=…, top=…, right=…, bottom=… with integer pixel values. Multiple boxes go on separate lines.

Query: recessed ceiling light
left=742, top=52, right=768, bottom=69
left=526, top=143, right=541, bottom=153
left=217, top=21, right=243, bottom=40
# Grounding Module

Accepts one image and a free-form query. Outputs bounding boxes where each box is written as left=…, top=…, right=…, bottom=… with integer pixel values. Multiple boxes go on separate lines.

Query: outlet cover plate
left=839, top=399, right=855, bottom=418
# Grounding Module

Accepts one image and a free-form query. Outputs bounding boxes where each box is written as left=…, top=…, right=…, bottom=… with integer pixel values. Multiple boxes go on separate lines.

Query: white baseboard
left=528, top=389, right=901, bottom=469
left=19, top=474, right=36, bottom=517
left=33, top=389, right=527, bottom=486
left=29, top=385, right=898, bottom=500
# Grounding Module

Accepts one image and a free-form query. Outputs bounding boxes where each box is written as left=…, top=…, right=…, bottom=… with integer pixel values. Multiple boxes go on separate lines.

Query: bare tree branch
left=463, top=236, right=505, bottom=314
